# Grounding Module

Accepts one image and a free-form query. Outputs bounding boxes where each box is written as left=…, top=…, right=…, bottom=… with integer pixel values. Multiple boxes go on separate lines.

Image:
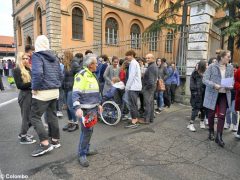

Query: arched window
left=154, top=0, right=160, bottom=13
left=165, top=31, right=173, bottom=53
left=26, top=36, right=32, bottom=46
left=130, top=24, right=141, bottom=49
left=37, top=7, right=43, bottom=35
left=72, top=7, right=83, bottom=40
left=149, top=32, right=158, bottom=51
left=105, top=17, right=118, bottom=45
left=17, top=20, right=22, bottom=46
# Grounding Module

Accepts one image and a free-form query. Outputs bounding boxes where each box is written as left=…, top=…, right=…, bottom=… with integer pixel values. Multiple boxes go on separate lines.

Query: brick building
left=0, top=36, right=15, bottom=59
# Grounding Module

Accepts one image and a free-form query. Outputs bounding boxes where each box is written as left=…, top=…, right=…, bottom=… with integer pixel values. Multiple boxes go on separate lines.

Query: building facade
left=0, top=36, right=15, bottom=59
left=13, top=0, right=174, bottom=57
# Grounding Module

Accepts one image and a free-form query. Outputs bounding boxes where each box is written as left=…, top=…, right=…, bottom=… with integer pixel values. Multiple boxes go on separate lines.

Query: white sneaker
left=187, top=124, right=196, bottom=132
left=200, top=121, right=206, bottom=129
left=57, top=111, right=63, bottom=117
left=204, top=118, right=208, bottom=125
left=232, top=125, right=238, bottom=132
left=234, top=133, right=240, bottom=139
left=224, top=123, right=230, bottom=129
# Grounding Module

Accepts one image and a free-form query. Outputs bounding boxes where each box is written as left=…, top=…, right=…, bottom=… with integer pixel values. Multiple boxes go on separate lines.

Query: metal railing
left=57, top=26, right=189, bottom=76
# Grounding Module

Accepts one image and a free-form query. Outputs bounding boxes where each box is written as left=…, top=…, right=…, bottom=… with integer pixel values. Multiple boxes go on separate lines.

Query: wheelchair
left=100, top=89, right=124, bottom=126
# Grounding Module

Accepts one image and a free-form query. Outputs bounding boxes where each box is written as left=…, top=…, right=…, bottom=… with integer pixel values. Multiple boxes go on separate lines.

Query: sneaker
left=78, top=156, right=89, bottom=167
left=68, top=123, right=79, bottom=132
left=224, top=123, right=230, bottom=129
left=86, top=149, right=98, bottom=156
left=204, top=118, right=208, bottom=125
left=234, top=133, right=240, bottom=139
left=232, top=125, right=238, bottom=132
left=18, top=134, right=34, bottom=139
left=200, top=121, right=206, bottom=129
left=187, top=124, right=196, bottom=132
left=20, top=136, right=36, bottom=145
left=155, top=109, right=161, bottom=114
left=57, top=111, right=63, bottom=117
left=51, top=140, right=61, bottom=149
left=31, top=143, right=54, bottom=157
left=62, top=123, right=71, bottom=131
left=125, top=122, right=139, bottom=129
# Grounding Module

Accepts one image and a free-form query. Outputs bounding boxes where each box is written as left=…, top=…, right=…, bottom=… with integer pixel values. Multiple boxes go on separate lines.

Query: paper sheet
left=221, top=77, right=234, bottom=88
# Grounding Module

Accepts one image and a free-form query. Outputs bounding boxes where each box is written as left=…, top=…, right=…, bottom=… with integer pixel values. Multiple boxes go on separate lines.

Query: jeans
left=143, top=87, right=155, bottom=122
left=128, top=90, right=140, bottom=119
left=66, top=91, right=77, bottom=123
left=226, top=100, right=238, bottom=125
left=78, top=109, right=94, bottom=157
left=170, top=84, right=177, bottom=103
left=57, top=88, right=64, bottom=111
left=31, top=98, right=60, bottom=142
left=157, top=91, right=164, bottom=108
left=164, top=84, right=171, bottom=107
left=208, top=93, right=228, bottom=133
left=18, top=90, right=32, bottom=135
left=191, top=108, right=205, bottom=122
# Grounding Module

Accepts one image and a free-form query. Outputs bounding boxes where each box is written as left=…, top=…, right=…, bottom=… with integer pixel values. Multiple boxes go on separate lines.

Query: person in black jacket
left=187, top=60, right=207, bottom=132
left=13, top=52, right=36, bottom=144
left=71, top=53, right=83, bottom=75
left=62, top=50, right=79, bottom=132
left=140, top=54, right=158, bottom=124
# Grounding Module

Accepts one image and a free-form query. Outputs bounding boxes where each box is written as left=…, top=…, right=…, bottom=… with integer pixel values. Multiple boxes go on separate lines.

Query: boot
left=220, top=132, right=225, bottom=146
left=215, top=132, right=225, bottom=147
left=208, top=129, right=215, bottom=141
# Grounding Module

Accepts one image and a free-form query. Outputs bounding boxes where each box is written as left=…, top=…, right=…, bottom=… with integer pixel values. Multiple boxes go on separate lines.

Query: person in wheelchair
left=102, top=77, right=125, bottom=104
left=101, top=77, right=125, bottom=126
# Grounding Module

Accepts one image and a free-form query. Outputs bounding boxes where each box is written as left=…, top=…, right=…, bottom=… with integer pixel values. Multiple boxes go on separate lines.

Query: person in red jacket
left=234, top=66, right=240, bottom=138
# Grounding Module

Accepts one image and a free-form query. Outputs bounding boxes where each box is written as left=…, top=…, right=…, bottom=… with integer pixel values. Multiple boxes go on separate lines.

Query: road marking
left=0, top=98, right=17, bottom=108
left=0, top=169, right=4, bottom=180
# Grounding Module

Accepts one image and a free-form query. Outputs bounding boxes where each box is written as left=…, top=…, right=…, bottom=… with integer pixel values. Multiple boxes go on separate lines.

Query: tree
left=146, top=0, right=184, bottom=32
left=215, top=0, right=240, bottom=55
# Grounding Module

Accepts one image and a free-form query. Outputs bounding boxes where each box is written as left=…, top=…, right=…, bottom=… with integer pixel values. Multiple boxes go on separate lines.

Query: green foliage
left=145, top=0, right=184, bottom=32
left=215, top=0, right=240, bottom=48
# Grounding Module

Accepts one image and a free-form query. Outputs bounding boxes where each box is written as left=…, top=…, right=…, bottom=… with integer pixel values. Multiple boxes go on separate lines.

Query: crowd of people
left=188, top=50, right=240, bottom=148
left=5, top=34, right=240, bottom=168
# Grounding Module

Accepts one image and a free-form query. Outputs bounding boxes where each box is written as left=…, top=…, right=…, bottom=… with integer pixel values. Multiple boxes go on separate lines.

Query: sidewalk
left=29, top=105, right=240, bottom=180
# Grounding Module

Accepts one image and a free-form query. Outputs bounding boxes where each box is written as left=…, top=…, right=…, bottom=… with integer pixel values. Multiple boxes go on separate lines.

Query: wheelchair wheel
left=100, top=101, right=121, bottom=126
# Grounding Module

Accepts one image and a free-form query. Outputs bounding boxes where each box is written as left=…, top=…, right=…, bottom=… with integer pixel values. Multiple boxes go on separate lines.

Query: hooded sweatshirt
left=32, top=35, right=62, bottom=101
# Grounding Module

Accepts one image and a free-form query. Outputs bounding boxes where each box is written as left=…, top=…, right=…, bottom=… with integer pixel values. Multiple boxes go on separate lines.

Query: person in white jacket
left=124, top=50, right=142, bottom=128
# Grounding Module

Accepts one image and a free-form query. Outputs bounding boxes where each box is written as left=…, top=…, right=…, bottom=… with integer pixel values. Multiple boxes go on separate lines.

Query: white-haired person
left=30, top=35, right=63, bottom=157
left=13, top=52, right=36, bottom=144
left=73, top=54, right=103, bottom=167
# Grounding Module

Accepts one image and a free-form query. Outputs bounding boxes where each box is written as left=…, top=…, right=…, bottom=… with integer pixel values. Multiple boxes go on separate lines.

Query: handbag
left=157, top=79, right=165, bottom=91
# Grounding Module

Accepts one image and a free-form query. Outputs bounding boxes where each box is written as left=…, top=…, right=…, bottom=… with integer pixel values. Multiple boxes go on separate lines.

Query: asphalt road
left=0, top=84, right=148, bottom=177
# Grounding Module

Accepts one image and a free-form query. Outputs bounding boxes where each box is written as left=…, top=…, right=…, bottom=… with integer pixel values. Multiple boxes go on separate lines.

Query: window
left=37, top=7, right=42, bottom=35
left=149, top=32, right=158, bottom=51
left=17, top=20, right=22, bottom=46
left=105, top=18, right=118, bottom=45
left=154, top=0, right=160, bottom=13
left=26, top=36, right=32, bottom=46
left=165, top=32, right=173, bottom=53
left=72, top=7, right=83, bottom=40
left=130, top=24, right=141, bottom=49
left=135, top=0, right=141, bottom=6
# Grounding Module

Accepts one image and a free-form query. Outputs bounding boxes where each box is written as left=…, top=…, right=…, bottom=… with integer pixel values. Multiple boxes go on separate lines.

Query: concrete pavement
left=29, top=106, right=240, bottom=180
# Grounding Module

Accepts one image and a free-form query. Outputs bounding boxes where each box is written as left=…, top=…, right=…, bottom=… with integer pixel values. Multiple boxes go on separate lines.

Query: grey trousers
left=143, top=87, right=155, bottom=122
left=18, top=90, right=32, bottom=135
left=128, top=90, right=140, bottom=119
left=31, top=98, right=60, bottom=142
